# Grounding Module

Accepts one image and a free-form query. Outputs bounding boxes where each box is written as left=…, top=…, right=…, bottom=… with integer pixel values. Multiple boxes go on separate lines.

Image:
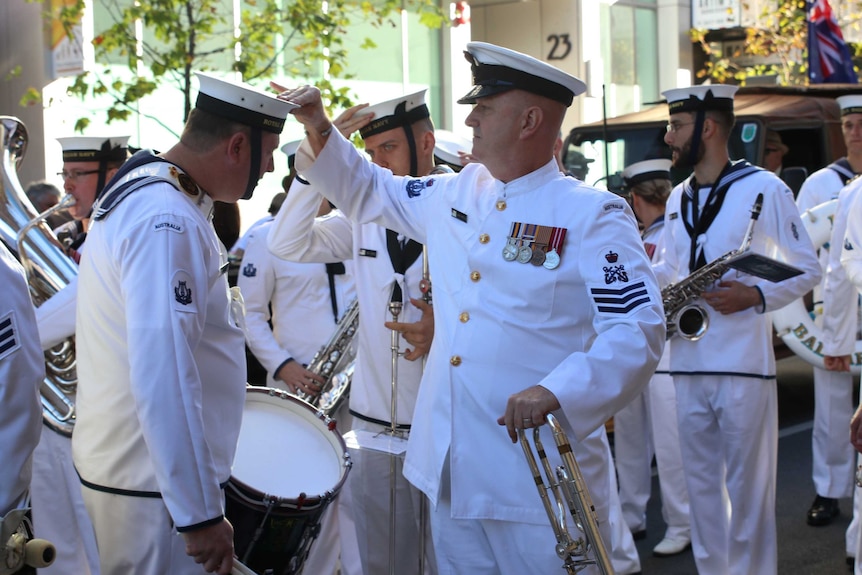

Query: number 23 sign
left=546, top=34, right=572, bottom=60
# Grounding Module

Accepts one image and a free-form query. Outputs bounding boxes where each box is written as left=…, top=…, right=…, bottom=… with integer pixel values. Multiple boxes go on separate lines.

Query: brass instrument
left=299, top=298, right=358, bottom=415
left=0, top=508, right=55, bottom=575
left=0, top=116, right=79, bottom=436
left=662, top=193, right=764, bottom=341
left=519, top=414, right=613, bottom=575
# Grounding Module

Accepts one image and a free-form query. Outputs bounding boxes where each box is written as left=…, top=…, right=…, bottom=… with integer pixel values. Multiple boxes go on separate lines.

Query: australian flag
left=808, top=0, right=858, bottom=84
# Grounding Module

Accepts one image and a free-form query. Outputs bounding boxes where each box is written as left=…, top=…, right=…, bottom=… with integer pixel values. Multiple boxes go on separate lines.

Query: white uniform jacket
left=643, top=217, right=670, bottom=374
left=73, top=166, right=246, bottom=532
left=268, top=179, right=425, bottom=426
left=841, top=190, right=862, bottom=296
left=660, top=167, right=821, bottom=377
left=294, top=132, right=666, bottom=524
left=0, top=242, right=44, bottom=516
left=237, top=219, right=355, bottom=382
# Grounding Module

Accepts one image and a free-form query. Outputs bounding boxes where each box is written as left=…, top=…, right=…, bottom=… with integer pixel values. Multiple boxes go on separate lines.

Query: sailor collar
left=493, top=158, right=561, bottom=202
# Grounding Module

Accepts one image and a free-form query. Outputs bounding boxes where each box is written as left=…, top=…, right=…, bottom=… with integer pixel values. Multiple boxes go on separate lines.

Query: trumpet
left=519, top=414, right=614, bottom=574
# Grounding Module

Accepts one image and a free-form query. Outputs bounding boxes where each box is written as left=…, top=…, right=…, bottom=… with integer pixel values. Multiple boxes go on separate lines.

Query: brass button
left=459, top=311, right=470, bottom=323
left=479, top=233, right=490, bottom=244
left=470, top=271, right=481, bottom=282
left=496, top=200, right=507, bottom=211
left=450, top=355, right=462, bottom=366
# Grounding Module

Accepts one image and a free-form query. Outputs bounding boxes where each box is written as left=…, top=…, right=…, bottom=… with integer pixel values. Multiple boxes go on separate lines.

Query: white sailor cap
left=622, top=159, right=672, bottom=187
left=57, top=136, right=130, bottom=162
left=194, top=72, right=296, bottom=134
left=661, top=85, right=738, bottom=114
left=357, top=89, right=430, bottom=140
left=280, top=139, right=302, bottom=169
left=458, top=42, right=586, bottom=107
left=433, top=130, right=472, bottom=166
left=837, top=95, right=862, bottom=116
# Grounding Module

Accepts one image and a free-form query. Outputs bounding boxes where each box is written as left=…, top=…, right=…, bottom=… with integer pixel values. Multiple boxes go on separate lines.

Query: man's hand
left=702, top=280, right=762, bottom=315
left=851, top=403, right=862, bottom=454
left=825, top=355, right=852, bottom=372
left=182, top=518, right=234, bottom=574
left=384, top=298, right=434, bottom=361
left=270, top=83, right=330, bottom=136
left=333, top=103, right=373, bottom=138
left=275, top=360, right=326, bottom=395
left=496, top=385, right=561, bottom=443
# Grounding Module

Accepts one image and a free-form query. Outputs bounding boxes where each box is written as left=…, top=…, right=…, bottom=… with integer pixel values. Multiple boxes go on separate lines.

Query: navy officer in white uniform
left=272, top=42, right=666, bottom=574
left=657, top=85, right=821, bottom=575
left=72, top=72, right=294, bottom=575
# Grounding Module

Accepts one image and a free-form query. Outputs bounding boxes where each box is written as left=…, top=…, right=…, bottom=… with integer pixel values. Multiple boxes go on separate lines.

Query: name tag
left=359, top=248, right=377, bottom=258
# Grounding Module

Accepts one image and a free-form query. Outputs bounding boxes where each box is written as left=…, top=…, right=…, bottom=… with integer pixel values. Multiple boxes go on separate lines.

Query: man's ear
left=226, top=132, right=247, bottom=165
left=520, top=106, right=543, bottom=139
left=421, top=130, right=436, bottom=155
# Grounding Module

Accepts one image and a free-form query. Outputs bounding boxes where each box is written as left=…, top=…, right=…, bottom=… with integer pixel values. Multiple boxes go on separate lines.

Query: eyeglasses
left=57, top=169, right=100, bottom=182
left=665, top=121, right=695, bottom=133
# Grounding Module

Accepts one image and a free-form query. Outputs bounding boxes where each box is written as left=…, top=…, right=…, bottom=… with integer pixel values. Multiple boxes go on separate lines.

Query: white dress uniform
left=797, top=163, right=858, bottom=507
left=268, top=178, right=436, bottom=575
left=73, top=157, right=246, bottom=575
left=0, top=242, right=43, bottom=517
left=615, top=215, right=691, bottom=545
left=293, top=129, right=666, bottom=573
left=659, top=163, right=821, bottom=575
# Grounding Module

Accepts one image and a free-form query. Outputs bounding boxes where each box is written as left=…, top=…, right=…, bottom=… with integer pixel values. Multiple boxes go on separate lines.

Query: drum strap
left=349, top=408, right=411, bottom=431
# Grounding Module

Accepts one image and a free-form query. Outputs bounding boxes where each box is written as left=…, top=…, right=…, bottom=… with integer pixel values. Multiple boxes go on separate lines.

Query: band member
left=31, top=135, right=129, bottom=575
left=798, top=95, right=862, bottom=531
left=269, top=90, right=437, bottom=574
left=657, top=84, right=820, bottom=574
left=614, top=159, right=691, bottom=556
left=272, top=41, right=665, bottom=574
left=72, top=72, right=293, bottom=575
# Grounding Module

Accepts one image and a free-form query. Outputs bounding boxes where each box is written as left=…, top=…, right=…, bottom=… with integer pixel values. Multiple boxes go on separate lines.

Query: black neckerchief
left=680, top=160, right=762, bottom=271
left=386, top=229, right=423, bottom=302
left=325, top=262, right=346, bottom=322
left=827, top=157, right=856, bottom=185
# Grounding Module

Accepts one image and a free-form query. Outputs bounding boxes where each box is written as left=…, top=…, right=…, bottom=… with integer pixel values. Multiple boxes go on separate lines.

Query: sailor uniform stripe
left=0, top=314, right=19, bottom=359
left=590, top=281, right=647, bottom=296
left=590, top=281, right=651, bottom=314
left=596, top=297, right=651, bottom=314
left=592, top=286, right=648, bottom=305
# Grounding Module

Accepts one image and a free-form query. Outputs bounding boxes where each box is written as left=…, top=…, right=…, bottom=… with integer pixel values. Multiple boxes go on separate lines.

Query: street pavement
left=623, top=355, right=856, bottom=575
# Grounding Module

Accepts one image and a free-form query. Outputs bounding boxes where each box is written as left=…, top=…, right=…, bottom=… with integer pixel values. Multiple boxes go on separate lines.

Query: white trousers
left=81, top=485, right=206, bottom=575
left=675, top=374, right=777, bottom=575
left=606, top=448, right=642, bottom=575
left=613, top=389, right=653, bottom=532
left=30, top=427, right=100, bottom=575
left=342, top=418, right=436, bottom=575
left=812, top=366, right=856, bottom=498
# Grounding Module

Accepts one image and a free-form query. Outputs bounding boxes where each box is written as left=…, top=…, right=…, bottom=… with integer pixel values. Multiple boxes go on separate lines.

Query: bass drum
left=771, top=198, right=862, bottom=374
left=226, top=387, right=351, bottom=575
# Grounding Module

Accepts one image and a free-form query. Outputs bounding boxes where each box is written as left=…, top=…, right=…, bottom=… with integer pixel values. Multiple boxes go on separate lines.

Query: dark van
left=562, top=85, right=860, bottom=196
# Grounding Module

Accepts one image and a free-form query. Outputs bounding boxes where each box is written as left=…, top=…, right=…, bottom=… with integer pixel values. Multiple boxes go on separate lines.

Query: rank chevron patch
left=590, top=281, right=651, bottom=314
left=0, top=312, right=21, bottom=361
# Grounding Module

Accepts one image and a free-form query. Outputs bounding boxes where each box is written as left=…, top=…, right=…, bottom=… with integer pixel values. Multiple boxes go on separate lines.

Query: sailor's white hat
left=433, top=130, right=472, bottom=166
left=194, top=72, right=296, bottom=134
left=661, top=85, right=738, bottom=114
left=837, top=95, right=862, bottom=116
left=57, top=136, right=130, bottom=162
left=357, top=89, right=430, bottom=139
left=280, top=139, right=301, bottom=158
left=622, top=159, right=672, bottom=187
left=458, top=42, right=586, bottom=107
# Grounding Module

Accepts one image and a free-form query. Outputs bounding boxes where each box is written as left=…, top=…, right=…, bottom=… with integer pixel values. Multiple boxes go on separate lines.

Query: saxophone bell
left=668, top=302, right=709, bottom=341
left=518, top=414, right=614, bottom=574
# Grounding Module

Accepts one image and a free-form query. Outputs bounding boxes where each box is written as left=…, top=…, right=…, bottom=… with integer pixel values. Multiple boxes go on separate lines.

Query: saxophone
left=298, top=298, right=359, bottom=415
left=662, top=193, right=763, bottom=341
left=0, top=116, right=79, bottom=436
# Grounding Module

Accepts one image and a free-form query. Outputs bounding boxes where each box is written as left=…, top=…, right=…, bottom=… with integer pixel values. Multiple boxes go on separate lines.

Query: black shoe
left=806, top=495, right=840, bottom=526
left=631, top=529, right=647, bottom=541
left=847, top=556, right=854, bottom=571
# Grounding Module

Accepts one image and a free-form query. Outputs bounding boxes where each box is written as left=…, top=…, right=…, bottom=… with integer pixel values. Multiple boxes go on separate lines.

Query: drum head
left=232, top=389, right=347, bottom=500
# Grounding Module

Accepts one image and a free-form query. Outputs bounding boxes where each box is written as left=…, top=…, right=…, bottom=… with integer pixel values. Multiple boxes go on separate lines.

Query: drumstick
left=232, top=558, right=258, bottom=575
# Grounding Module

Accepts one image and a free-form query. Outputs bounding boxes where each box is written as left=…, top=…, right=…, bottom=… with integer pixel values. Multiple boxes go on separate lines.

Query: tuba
left=519, top=414, right=614, bottom=574
left=0, top=116, right=79, bottom=436
left=298, top=298, right=359, bottom=415
left=661, top=193, right=763, bottom=341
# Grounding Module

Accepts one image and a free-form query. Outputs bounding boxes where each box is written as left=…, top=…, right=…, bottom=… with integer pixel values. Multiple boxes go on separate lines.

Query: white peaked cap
left=194, top=72, right=297, bottom=134
left=433, top=130, right=472, bottom=166
left=280, top=140, right=302, bottom=158
left=357, top=89, right=430, bottom=139
left=837, top=95, right=862, bottom=116
left=661, top=85, right=739, bottom=114
left=622, top=158, right=672, bottom=187
left=458, top=41, right=587, bottom=107
left=57, top=136, right=130, bottom=162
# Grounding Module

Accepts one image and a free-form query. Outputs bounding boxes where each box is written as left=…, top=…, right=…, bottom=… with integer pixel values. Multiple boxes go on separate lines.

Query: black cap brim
left=457, top=84, right=514, bottom=105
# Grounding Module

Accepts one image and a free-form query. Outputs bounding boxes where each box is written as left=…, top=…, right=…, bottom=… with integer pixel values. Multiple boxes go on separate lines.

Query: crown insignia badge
left=605, top=250, right=619, bottom=263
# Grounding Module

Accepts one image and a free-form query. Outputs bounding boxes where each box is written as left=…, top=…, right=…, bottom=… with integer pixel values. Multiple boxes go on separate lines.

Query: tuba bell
left=0, top=116, right=79, bottom=436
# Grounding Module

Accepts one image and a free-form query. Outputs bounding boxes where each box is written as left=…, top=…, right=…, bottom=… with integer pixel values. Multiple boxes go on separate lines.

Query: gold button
left=470, top=271, right=481, bottom=282
left=459, top=311, right=470, bottom=323
left=450, top=355, right=462, bottom=366
left=496, top=200, right=507, bottom=211
left=479, top=233, right=490, bottom=244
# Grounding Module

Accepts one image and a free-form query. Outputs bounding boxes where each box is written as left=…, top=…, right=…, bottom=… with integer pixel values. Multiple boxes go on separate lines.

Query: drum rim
left=231, top=386, right=352, bottom=502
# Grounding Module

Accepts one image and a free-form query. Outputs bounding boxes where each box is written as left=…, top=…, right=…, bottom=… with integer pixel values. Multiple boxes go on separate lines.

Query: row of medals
left=502, top=238, right=561, bottom=270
